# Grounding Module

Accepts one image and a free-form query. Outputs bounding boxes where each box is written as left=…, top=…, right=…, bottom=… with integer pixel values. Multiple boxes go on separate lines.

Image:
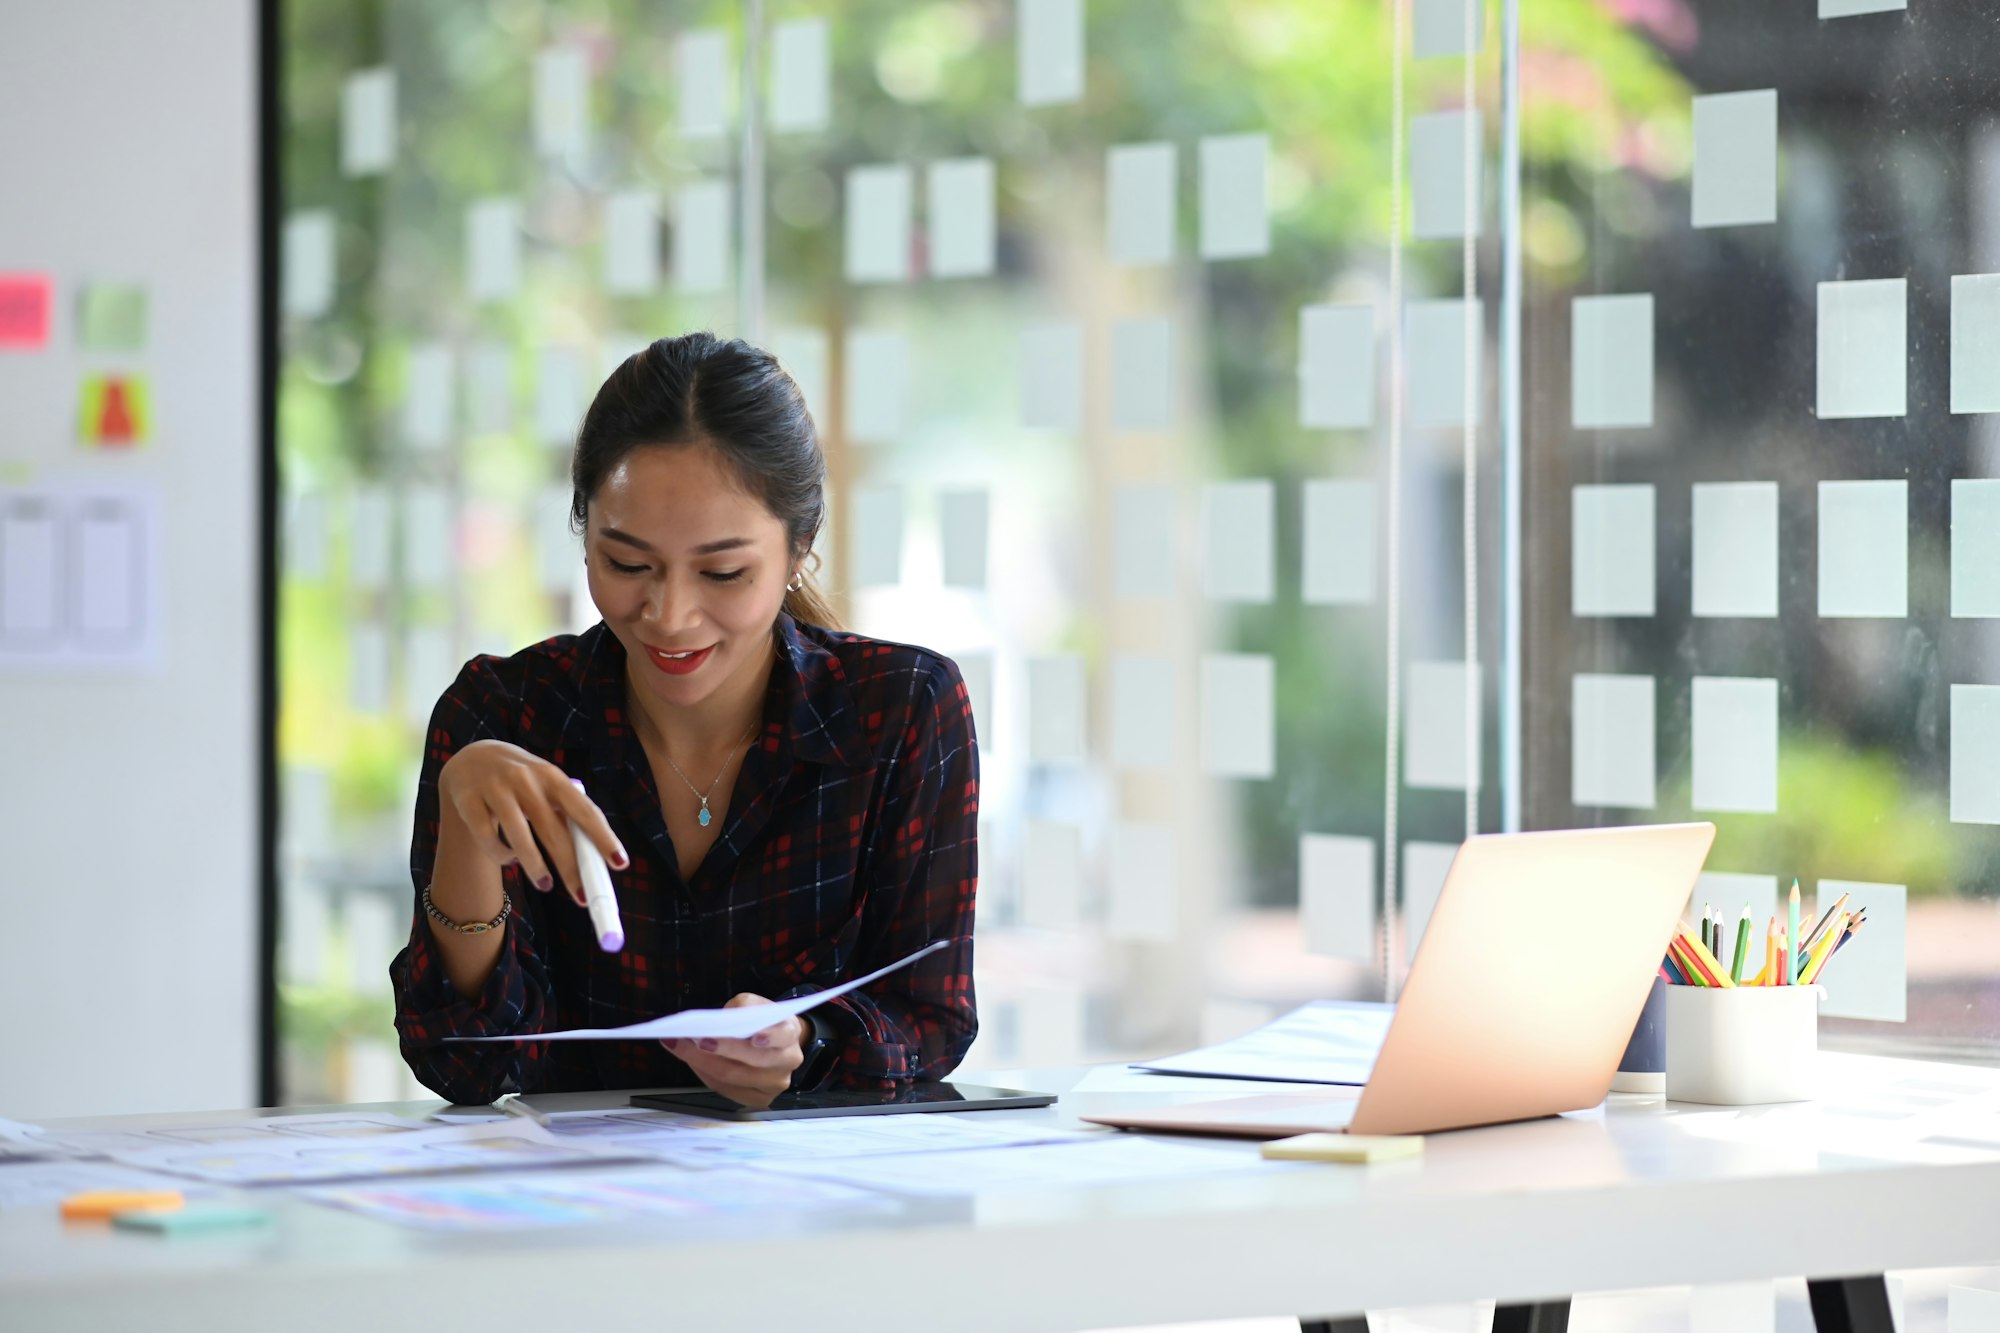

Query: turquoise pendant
left=697, top=804, right=712, bottom=828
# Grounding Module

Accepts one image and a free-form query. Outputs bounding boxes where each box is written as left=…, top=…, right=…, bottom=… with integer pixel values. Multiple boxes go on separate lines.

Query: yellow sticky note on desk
left=1261, top=1133, right=1424, bottom=1163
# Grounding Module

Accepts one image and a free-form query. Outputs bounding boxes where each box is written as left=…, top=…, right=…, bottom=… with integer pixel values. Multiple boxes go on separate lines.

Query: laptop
left=1083, top=823, right=1716, bottom=1139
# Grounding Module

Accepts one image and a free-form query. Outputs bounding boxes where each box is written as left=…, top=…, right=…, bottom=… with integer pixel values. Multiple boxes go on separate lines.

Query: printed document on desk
left=1134, top=999, right=1394, bottom=1084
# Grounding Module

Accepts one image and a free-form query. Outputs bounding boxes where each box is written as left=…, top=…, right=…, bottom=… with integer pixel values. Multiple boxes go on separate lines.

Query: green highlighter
left=112, top=1205, right=271, bottom=1236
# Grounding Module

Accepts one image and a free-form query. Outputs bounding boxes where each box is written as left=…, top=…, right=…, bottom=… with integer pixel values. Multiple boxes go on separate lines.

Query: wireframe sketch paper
left=445, top=940, right=948, bottom=1044
left=1133, top=999, right=1395, bottom=1084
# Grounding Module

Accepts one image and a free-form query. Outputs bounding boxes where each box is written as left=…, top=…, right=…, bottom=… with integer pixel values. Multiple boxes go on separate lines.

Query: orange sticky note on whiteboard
left=78, top=374, right=151, bottom=446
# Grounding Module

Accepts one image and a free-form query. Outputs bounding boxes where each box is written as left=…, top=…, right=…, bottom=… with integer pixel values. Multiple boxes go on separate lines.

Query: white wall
left=0, top=0, right=259, bottom=1117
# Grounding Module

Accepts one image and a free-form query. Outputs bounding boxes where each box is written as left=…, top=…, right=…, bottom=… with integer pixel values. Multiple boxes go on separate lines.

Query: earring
left=786, top=572, right=803, bottom=592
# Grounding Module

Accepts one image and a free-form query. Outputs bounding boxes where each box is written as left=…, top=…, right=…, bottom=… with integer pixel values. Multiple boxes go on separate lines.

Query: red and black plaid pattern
left=391, top=614, right=979, bottom=1105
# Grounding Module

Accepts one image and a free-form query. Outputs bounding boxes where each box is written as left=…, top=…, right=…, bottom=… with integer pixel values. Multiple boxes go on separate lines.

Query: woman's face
left=585, top=442, right=797, bottom=715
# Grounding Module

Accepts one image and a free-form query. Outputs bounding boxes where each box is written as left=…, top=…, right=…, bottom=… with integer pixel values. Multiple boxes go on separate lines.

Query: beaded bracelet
left=422, top=884, right=511, bottom=935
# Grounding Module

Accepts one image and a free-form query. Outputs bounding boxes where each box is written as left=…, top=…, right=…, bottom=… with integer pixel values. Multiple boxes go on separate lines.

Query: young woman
left=391, top=332, right=979, bottom=1108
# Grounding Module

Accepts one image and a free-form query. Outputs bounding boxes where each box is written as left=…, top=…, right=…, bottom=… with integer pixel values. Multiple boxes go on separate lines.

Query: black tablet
left=631, top=1081, right=1056, bottom=1121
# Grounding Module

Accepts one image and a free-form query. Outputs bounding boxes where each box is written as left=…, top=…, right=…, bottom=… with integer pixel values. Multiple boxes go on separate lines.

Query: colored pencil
left=1799, top=919, right=1843, bottom=985
left=1676, top=928, right=1735, bottom=987
left=1762, top=916, right=1778, bottom=988
left=1803, top=892, right=1850, bottom=955
left=1729, top=906, right=1752, bottom=984
left=1787, top=882, right=1801, bottom=985
left=1669, top=937, right=1716, bottom=987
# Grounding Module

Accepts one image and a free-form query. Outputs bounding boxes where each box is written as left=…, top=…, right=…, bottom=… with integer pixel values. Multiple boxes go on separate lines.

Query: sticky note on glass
left=1693, top=90, right=1777, bottom=229
left=844, top=328, right=907, bottom=445
left=467, top=198, right=523, bottom=303
left=341, top=67, right=395, bottom=177
left=1263, top=1133, right=1423, bottom=1163
left=1403, top=841, right=1458, bottom=962
left=1812, top=880, right=1904, bottom=1022
left=603, top=190, right=661, bottom=296
left=1299, top=303, right=1375, bottom=429
left=769, top=18, right=830, bottom=133
left=1954, top=479, right=2000, bottom=617
left=1199, top=133, right=1269, bottom=260
left=1028, top=654, right=1087, bottom=764
left=1302, top=479, right=1376, bottom=607
left=1950, top=273, right=2000, bottom=414
left=400, top=487, right=454, bottom=591
left=1411, top=110, right=1481, bottom=240
left=846, top=164, right=913, bottom=284
left=772, top=326, right=829, bottom=421
left=1572, top=484, right=1655, bottom=617
left=1300, top=833, right=1375, bottom=963
left=533, top=46, right=590, bottom=158
left=77, top=375, right=150, bottom=447
left=1572, top=673, right=1656, bottom=810
left=536, top=344, right=586, bottom=446
left=673, top=179, right=732, bottom=294
left=535, top=484, right=578, bottom=595
left=1821, top=0, right=1904, bottom=15
left=1571, top=294, right=1653, bottom=429
left=1952, top=685, right=2000, bottom=824
left=1114, top=482, right=1177, bottom=600
left=1818, top=480, right=1906, bottom=618
left=1406, top=662, right=1480, bottom=791
left=1201, top=653, right=1275, bottom=778
left=1111, top=316, right=1174, bottom=431
left=1110, top=821, right=1176, bottom=941
left=1202, top=480, right=1275, bottom=603
left=286, top=491, right=329, bottom=581
left=676, top=29, right=732, bottom=139
left=1111, top=653, right=1174, bottom=770
left=351, top=622, right=391, bottom=714
left=283, top=212, right=336, bottom=319
left=1691, top=481, right=1778, bottom=618
left=1691, top=676, right=1779, bottom=814
left=1414, top=0, right=1484, bottom=57
left=1021, top=321, right=1083, bottom=431
left=349, top=487, right=391, bottom=590
left=403, top=624, right=457, bottom=729
left=939, top=488, right=989, bottom=589
left=76, top=283, right=148, bottom=353
left=1022, top=819, right=1084, bottom=929
left=1019, top=0, right=1084, bottom=106
left=848, top=484, right=904, bottom=587
left=1107, top=142, right=1176, bottom=266
left=1406, top=299, right=1482, bottom=428
left=402, top=343, right=454, bottom=451
left=467, top=342, right=514, bottom=436
left=1687, top=873, right=1779, bottom=942
left=928, top=157, right=996, bottom=279
left=1818, top=278, right=1906, bottom=419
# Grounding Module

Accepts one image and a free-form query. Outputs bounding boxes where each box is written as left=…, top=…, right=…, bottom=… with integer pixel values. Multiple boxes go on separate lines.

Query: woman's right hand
left=437, top=740, right=629, bottom=906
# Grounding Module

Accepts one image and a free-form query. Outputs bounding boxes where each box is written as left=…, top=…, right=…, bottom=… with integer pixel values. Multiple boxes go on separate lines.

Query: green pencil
left=1729, top=905, right=1751, bottom=984
left=1787, top=881, right=1801, bottom=985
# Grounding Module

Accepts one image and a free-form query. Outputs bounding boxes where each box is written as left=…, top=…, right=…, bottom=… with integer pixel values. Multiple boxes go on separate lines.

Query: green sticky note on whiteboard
left=76, top=283, right=148, bottom=352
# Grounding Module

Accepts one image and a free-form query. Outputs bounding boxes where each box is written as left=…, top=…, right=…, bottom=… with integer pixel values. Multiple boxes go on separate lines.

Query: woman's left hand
left=661, top=994, right=808, bottom=1109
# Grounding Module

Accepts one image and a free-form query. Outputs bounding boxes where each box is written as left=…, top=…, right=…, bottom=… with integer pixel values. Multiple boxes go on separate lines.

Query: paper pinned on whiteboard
left=0, top=484, right=165, bottom=671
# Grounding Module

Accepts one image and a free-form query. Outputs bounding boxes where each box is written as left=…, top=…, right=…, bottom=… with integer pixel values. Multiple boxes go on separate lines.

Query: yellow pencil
left=1676, top=927, right=1737, bottom=988
left=1799, top=914, right=1846, bottom=985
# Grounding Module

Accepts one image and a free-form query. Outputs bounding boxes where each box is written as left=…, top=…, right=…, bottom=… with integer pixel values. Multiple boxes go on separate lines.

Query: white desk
left=7, top=1053, right=2000, bottom=1333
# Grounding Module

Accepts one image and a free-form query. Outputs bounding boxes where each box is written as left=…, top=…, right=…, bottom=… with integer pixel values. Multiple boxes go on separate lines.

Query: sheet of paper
left=1018, top=0, right=1084, bottom=106
left=1403, top=841, right=1458, bottom=963
left=938, top=488, right=988, bottom=589
left=1022, top=818, right=1084, bottom=929
left=673, top=179, right=732, bottom=293
left=0, top=1162, right=207, bottom=1209
left=1107, top=142, right=1176, bottom=266
left=466, top=197, right=523, bottom=303
left=1202, top=479, right=1274, bottom=603
left=848, top=483, right=904, bottom=587
left=771, top=326, right=829, bottom=421
left=1813, top=880, right=1905, bottom=1022
left=768, top=17, right=830, bottom=132
left=1110, top=652, right=1174, bottom=770
left=1201, top=653, right=1274, bottom=778
left=340, top=67, right=395, bottom=177
left=1300, top=834, right=1375, bottom=963
left=751, top=1134, right=1269, bottom=1196
left=928, top=157, right=996, bottom=279
left=283, top=210, right=336, bottom=319
left=1199, top=132, right=1269, bottom=259
left=1299, top=303, right=1375, bottom=428
left=1109, top=820, right=1175, bottom=941
left=1691, top=676, right=1779, bottom=813
left=120, top=1120, right=639, bottom=1187
left=1948, top=1287, right=2000, bottom=1333
left=400, top=486, right=453, bottom=590
left=351, top=622, right=390, bottom=714
left=1572, top=293, right=1654, bottom=429
left=1693, top=89, right=1778, bottom=229
left=846, top=164, right=913, bottom=283
left=1302, top=478, right=1376, bottom=606
left=1819, top=278, right=1907, bottom=419
left=402, top=343, right=454, bottom=451
left=1414, top=0, right=1484, bottom=57
left=1111, top=315, right=1174, bottom=431
left=1113, top=482, right=1177, bottom=600
left=0, top=495, right=59, bottom=643
left=602, top=189, right=661, bottom=296
left=1952, top=274, right=2000, bottom=414
left=1571, top=673, right=1656, bottom=810
left=467, top=342, right=514, bottom=435
left=537, top=343, right=587, bottom=446
left=1572, top=484, right=1655, bottom=616
left=1136, top=999, right=1393, bottom=1083
left=1821, top=0, right=1905, bottom=13
left=2, top=486, right=165, bottom=671
left=1692, top=481, right=1778, bottom=618
left=1953, top=685, right=2000, bottom=824
left=1954, top=480, right=2000, bottom=617
left=348, top=486, right=390, bottom=589
left=533, top=46, right=590, bottom=158
left=844, top=327, right=906, bottom=444
left=1027, top=654, right=1087, bottom=764
left=38, top=1112, right=441, bottom=1162
left=1411, top=110, right=1480, bottom=239
left=1020, top=320, right=1083, bottom=431
left=631, top=1116, right=1088, bottom=1173
left=1405, top=661, right=1481, bottom=790
left=448, top=941, right=948, bottom=1043
left=1406, top=298, right=1482, bottom=428
left=1819, top=479, right=1906, bottom=617
left=72, top=499, right=142, bottom=645
left=676, top=29, right=731, bottom=139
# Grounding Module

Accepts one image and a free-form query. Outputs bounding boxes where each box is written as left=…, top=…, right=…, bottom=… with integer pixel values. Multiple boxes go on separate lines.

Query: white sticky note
left=769, top=18, right=830, bottom=133
left=1687, top=873, right=1780, bottom=942
left=1201, top=653, right=1275, bottom=779
left=1952, top=685, right=2000, bottom=824
left=1818, top=480, right=1906, bottom=618
left=1028, top=654, right=1087, bottom=764
left=673, top=179, right=732, bottom=293
left=848, top=484, right=903, bottom=587
left=1571, top=673, right=1656, bottom=810
left=928, top=157, right=996, bottom=279
left=844, top=328, right=907, bottom=445
left=536, top=344, right=587, bottom=447
left=1693, top=90, right=1778, bottom=229
left=846, top=164, right=913, bottom=284
left=403, top=343, right=454, bottom=451
left=1951, top=273, right=2000, bottom=414
left=1411, top=111, right=1481, bottom=240
left=344, top=890, right=398, bottom=993
left=1689, top=1284, right=1776, bottom=1333
left=1821, top=0, right=1905, bottom=16
left=1019, top=0, right=1084, bottom=106
left=533, top=47, right=590, bottom=158
left=771, top=327, right=829, bottom=422
left=72, top=500, right=142, bottom=643
left=1300, top=834, right=1375, bottom=963
left=466, top=342, right=514, bottom=436
left=1299, top=303, right=1375, bottom=429
left=1202, top=480, right=1275, bottom=603
left=535, top=485, right=578, bottom=595
left=0, top=497, right=59, bottom=641
left=281, top=876, right=331, bottom=987
left=958, top=650, right=993, bottom=750
left=1819, top=279, right=1907, bottom=419
left=286, top=491, right=329, bottom=581
left=1107, top=142, right=1175, bottom=266
left=1113, top=483, right=1177, bottom=601
left=1022, top=819, right=1084, bottom=929
left=1813, top=880, right=1905, bottom=1022
left=676, top=29, right=731, bottom=139
left=1302, top=479, right=1376, bottom=606
left=1572, top=294, right=1654, bottom=429
left=466, top=198, right=522, bottom=303
left=1954, top=479, right=2000, bottom=617
left=282, top=211, right=336, bottom=319
left=403, top=624, right=456, bottom=729
left=1111, top=316, right=1174, bottom=431
left=1109, top=821, right=1176, bottom=942
left=939, top=489, right=989, bottom=589
left=1691, top=676, right=1779, bottom=814
left=1414, top=0, right=1484, bottom=57
left=1692, top=482, right=1778, bottom=618
left=1199, top=133, right=1269, bottom=260
left=1021, top=321, right=1083, bottom=431
left=1404, top=841, right=1459, bottom=963
left=340, top=67, right=395, bottom=177
left=400, top=487, right=454, bottom=591
left=1948, top=1287, right=2000, bottom=1333
left=349, top=487, right=391, bottom=590
left=1111, top=653, right=1174, bottom=770
left=1406, top=299, right=1482, bottom=428
left=1572, top=484, right=1656, bottom=617
left=351, top=622, right=390, bottom=714
left=1407, top=662, right=1481, bottom=791
left=603, top=190, right=661, bottom=296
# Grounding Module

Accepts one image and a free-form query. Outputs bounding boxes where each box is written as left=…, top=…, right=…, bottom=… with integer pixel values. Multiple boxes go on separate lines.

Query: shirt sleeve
left=782, top=656, right=979, bottom=1091
left=389, top=656, right=559, bottom=1105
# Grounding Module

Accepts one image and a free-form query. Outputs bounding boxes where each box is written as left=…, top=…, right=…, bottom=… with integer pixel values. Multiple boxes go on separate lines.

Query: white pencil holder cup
left=1663, top=984, right=1822, bottom=1106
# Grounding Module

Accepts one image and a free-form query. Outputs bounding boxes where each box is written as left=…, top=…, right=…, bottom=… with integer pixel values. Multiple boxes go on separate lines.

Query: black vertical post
left=254, top=0, right=283, bottom=1108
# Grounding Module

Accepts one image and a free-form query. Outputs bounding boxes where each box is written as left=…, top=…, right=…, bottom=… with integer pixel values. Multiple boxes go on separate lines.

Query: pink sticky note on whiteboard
left=0, top=273, right=53, bottom=349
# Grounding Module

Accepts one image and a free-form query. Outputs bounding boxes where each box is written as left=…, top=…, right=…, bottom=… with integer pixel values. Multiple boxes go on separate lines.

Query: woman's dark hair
left=569, top=331, right=840, bottom=630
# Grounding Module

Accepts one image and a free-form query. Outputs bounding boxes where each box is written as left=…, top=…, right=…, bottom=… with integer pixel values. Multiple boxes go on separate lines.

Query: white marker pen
left=568, top=779, right=624, bottom=952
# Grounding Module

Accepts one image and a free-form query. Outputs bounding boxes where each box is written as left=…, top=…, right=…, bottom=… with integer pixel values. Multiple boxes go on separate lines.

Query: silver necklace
left=659, top=720, right=759, bottom=828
